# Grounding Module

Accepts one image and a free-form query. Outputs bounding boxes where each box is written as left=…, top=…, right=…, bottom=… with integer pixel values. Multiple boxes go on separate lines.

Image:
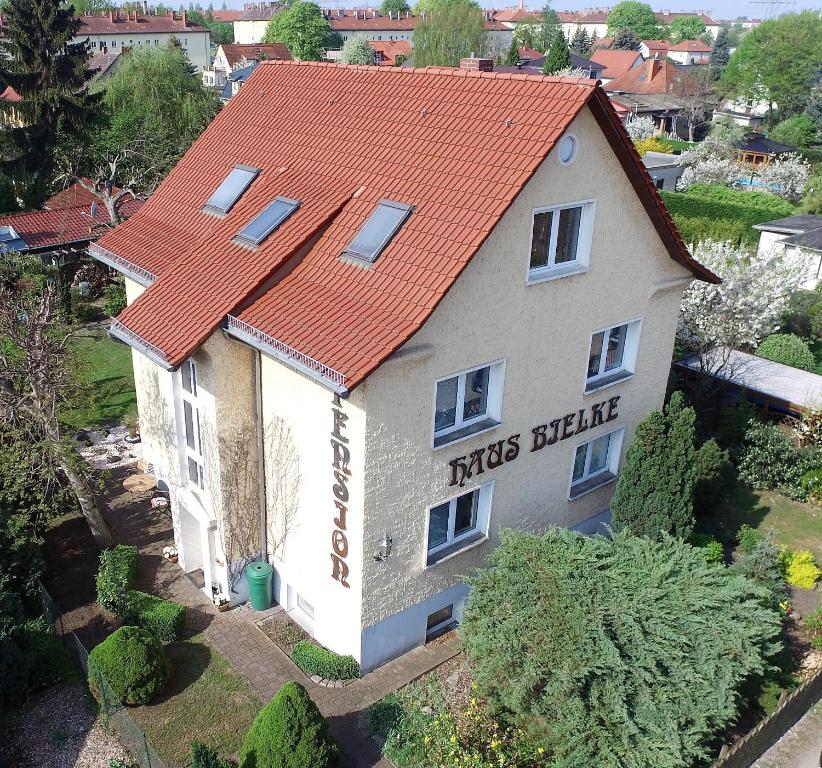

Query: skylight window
left=343, top=199, right=412, bottom=263
left=235, top=196, right=300, bottom=246
left=203, top=164, right=259, bottom=215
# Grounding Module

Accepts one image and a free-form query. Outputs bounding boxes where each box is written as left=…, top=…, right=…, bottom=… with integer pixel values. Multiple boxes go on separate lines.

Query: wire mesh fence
left=38, top=581, right=166, bottom=768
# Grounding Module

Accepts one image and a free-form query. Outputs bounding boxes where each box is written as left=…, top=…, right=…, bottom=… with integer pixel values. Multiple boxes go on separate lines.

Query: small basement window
left=426, top=604, right=455, bottom=639
left=343, top=199, right=412, bottom=263
left=235, top=196, right=300, bottom=246
left=203, top=164, right=259, bottom=215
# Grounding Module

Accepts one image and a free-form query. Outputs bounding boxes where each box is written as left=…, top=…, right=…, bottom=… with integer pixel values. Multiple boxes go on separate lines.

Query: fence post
left=144, top=732, right=152, bottom=768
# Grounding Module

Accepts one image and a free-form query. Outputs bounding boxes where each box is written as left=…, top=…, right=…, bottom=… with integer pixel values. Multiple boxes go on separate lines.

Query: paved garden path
left=751, top=700, right=822, bottom=768
left=106, top=476, right=460, bottom=768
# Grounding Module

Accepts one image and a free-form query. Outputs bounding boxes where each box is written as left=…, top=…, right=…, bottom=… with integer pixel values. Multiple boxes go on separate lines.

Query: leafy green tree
left=570, top=27, right=591, bottom=56
left=668, top=15, right=710, bottom=44
left=239, top=681, right=339, bottom=768
left=607, top=1, right=660, bottom=39
left=462, top=528, right=782, bottom=768
left=543, top=32, right=570, bottom=74
left=611, top=391, right=698, bottom=539
left=612, top=26, right=640, bottom=51
left=413, top=0, right=486, bottom=67
left=0, top=0, right=100, bottom=194
left=504, top=36, right=519, bottom=65
left=208, top=20, right=234, bottom=44
left=264, top=1, right=330, bottom=61
left=769, top=115, right=817, bottom=149
left=710, top=28, right=730, bottom=79
left=722, top=12, right=822, bottom=117
left=380, top=0, right=409, bottom=14
left=339, top=34, right=374, bottom=64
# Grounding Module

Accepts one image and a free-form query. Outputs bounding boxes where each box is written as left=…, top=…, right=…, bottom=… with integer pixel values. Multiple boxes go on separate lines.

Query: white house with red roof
left=90, top=59, right=715, bottom=672
left=203, top=42, right=291, bottom=89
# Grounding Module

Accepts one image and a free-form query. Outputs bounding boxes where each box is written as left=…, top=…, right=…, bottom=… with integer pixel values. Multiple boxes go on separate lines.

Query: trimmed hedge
left=88, top=625, right=169, bottom=705
left=125, top=590, right=186, bottom=642
left=96, top=545, right=139, bottom=614
left=756, top=333, right=816, bottom=371
left=291, top=640, right=359, bottom=680
left=239, top=681, right=339, bottom=768
left=672, top=213, right=753, bottom=246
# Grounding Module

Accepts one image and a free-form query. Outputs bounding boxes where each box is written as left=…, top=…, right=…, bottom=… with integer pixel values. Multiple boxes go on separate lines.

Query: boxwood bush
left=756, top=333, right=816, bottom=371
left=96, top=545, right=139, bottom=614
left=125, top=590, right=186, bottom=642
left=88, top=626, right=169, bottom=705
left=291, top=640, right=359, bottom=680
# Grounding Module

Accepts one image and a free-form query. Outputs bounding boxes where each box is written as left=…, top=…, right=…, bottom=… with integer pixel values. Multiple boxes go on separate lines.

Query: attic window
left=235, top=196, right=300, bottom=246
left=203, top=164, right=259, bottom=215
left=343, top=199, right=412, bottom=263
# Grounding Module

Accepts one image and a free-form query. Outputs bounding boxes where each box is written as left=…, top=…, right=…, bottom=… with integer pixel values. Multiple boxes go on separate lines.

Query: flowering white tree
left=678, top=240, right=804, bottom=373
left=676, top=134, right=739, bottom=190
left=626, top=115, right=654, bottom=141
left=554, top=66, right=589, bottom=78
left=340, top=34, right=375, bottom=65
left=758, top=153, right=811, bottom=203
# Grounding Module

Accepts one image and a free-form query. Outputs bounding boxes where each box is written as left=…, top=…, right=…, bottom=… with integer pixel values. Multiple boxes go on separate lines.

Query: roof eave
left=89, top=242, right=156, bottom=287
left=109, top=319, right=174, bottom=371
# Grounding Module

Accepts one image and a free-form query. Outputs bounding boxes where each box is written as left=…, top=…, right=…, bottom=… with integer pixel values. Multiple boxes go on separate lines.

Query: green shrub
left=806, top=606, right=822, bottom=649
left=780, top=288, right=822, bottom=340
left=801, top=469, right=822, bottom=503
left=737, top=523, right=765, bottom=554
left=239, top=681, right=339, bottom=768
left=96, top=545, right=139, bottom=614
left=102, top=282, right=127, bottom=317
left=124, top=590, right=186, bottom=642
left=693, top=439, right=733, bottom=516
left=191, top=741, right=232, bottom=768
left=782, top=549, right=821, bottom=589
left=672, top=214, right=753, bottom=246
left=769, top=115, right=817, bottom=148
left=731, top=531, right=789, bottom=605
left=756, top=333, right=816, bottom=371
left=23, top=617, right=75, bottom=693
left=88, top=626, right=169, bottom=705
left=291, top=640, right=359, bottom=680
left=75, top=301, right=97, bottom=322
left=689, top=533, right=725, bottom=564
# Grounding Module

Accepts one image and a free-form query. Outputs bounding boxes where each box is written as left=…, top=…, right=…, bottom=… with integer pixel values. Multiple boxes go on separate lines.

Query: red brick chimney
left=460, top=57, right=494, bottom=72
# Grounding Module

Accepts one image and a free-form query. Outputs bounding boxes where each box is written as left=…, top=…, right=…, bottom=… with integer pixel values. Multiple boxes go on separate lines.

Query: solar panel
left=344, top=199, right=412, bottom=263
left=235, top=196, right=300, bottom=246
left=202, top=164, right=259, bottom=215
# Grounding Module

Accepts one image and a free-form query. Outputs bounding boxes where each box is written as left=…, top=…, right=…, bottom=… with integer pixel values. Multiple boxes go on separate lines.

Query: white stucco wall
left=233, top=19, right=270, bottom=45
left=356, top=105, right=693, bottom=646
left=76, top=30, right=211, bottom=70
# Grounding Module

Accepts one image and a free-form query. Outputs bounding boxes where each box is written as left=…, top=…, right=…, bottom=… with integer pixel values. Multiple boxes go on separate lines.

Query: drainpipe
left=253, top=350, right=268, bottom=562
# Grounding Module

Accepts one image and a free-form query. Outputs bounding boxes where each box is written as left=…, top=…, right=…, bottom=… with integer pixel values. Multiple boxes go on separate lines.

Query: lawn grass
left=130, top=634, right=261, bottom=766
left=710, top=481, right=822, bottom=562
left=63, top=330, right=137, bottom=430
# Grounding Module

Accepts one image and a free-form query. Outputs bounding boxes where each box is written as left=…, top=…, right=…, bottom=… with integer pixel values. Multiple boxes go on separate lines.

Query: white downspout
left=253, top=350, right=269, bottom=562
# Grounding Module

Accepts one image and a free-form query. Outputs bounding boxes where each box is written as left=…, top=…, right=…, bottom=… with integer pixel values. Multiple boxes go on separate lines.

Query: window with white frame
left=426, top=604, right=454, bottom=639
left=180, top=359, right=205, bottom=490
left=585, top=320, right=642, bottom=391
left=434, top=361, right=504, bottom=447
left=426, top=483, right=492, bottom=565
left=570, top=428, right=624, bottom=498
left=528, top=200, right=595, bottom=282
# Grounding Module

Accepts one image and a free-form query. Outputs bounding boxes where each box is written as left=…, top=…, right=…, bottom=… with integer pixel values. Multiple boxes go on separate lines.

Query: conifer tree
left=504, top=36, right=519, bottom=65
left=543, top=32, right=571, bottom=75
left=0, top=0, right=98, bottom=188
left=570, top=27, right=591, bottom=56
left=610, top=391, right=698, bottom=539
left=613, top=26, right=640, bottom=50
left=710, top=28, right=730, bottom=79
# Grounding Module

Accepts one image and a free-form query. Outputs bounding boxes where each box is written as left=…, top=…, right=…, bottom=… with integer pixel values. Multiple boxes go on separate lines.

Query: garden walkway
left=105, top=473, right=461, bottom=768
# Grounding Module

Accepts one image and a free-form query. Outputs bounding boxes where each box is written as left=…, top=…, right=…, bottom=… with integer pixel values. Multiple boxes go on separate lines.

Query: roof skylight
left=235, top=196, right=300, bottom=246
left=343, top=199, right=412, bottom=264
left=203, top=164, right=259, bottom=215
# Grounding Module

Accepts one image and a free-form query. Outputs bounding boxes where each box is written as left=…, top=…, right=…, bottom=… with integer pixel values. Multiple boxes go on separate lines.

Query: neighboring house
left=640, top=39, right=669, bottom=59
left=736, top=133, right=795, bottom=166
left=74, top=10, right=211, bottom=71
left=515, top=48, right=604, bottom=79
left=557, top=8, right=610, bottom=39
left=211, top=9, right=242, bottom=23
left=713, top=97, right=769, bottom=130
left=754, top=215, right=822, bottom=290
left=204, top=42, right=290, bottom=89
left=369, top=40, right=412, bottom=66
left=0, top=183, right=142, bottom=267
left=233, top=2, right=280, bottom=45
left=655, top=10, right=720, bottom=38
left=590, top=49, right=643, bottom=84
left=641, top=151, right=684, bottom=190
left=220, top=63, right=257, bottom=102
left=0, top=85, right=23, bottom=127
left=88, top=51, right=124, bottom=84
left=666, top=40, right=712, bottom=65
left=90, top=59, right=715, bottom=673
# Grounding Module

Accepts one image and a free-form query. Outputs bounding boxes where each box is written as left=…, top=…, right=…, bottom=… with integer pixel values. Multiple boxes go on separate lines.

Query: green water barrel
left=246, top=561, right=273, bottom=611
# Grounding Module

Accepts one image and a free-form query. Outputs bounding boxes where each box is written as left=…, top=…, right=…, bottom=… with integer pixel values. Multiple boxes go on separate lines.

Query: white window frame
left=426, top=603, right=455, bottom=638
left=526, top=199, right=596, bottom=285
left=584, top=318, right=643, bottom=394
left=568, top=427, right=625, bottom=500
left=432, top=360, right=506, bottom=449
left=179, top=359, right=205, bottom=491
left=424, top=481, right=494, bottom=567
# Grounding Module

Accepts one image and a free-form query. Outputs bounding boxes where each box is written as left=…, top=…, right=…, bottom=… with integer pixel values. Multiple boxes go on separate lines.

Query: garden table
left=123, top=473, right=157, bottom=501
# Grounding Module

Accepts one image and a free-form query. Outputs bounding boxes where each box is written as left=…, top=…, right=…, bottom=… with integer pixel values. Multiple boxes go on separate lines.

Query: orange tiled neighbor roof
left=220, top=43, right=291, bottom=67
left=604, top=58, right=691, bottom=95
left=95, top=61, right=717, bottom=391
left=589, top=49, right=643, bottom=80
left=369, top=40, right=411, bottom=66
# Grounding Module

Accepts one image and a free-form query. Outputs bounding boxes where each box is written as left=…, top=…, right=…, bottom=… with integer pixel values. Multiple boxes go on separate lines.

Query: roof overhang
left=88, top=242, right=156, bottom=287
left=109, top=319, right=174, bottom=370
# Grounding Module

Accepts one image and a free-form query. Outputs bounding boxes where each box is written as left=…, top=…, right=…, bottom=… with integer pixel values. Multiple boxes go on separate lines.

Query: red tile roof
left=590, top=49, right=643, bottom=79
left=96, top=61, right=716, bottom=390
left=369, top=40, right=412, bottom=66
left=220, top=43, right=291, bottom=67
left=518, top=47, right=545, bottom=60
left=77, top=11, right=207, bottom=34
left=641, top=39, right=670, bottom=52
left=667, top=39, right=712, bottom=52
left=604, top=58, right=691, bottom=94
left=211, top=9, right=242, bottom=22
left=0, top=85, right=20, bottom=102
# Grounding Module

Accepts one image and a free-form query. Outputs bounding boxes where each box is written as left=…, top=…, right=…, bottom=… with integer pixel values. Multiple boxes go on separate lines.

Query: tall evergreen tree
left=543, top=31, right=571, bottom=74
left=538, top=3, right=561, bottom=51
left=570, top=27, right=591, bottom=56
left=610, top=391, right=698, bottom=539
left=613, top=26, right=640, bottom=51
left=504, top=36, right=519, bottom=65
left=0, top=0, right=99, bottom=188
left=710, top=27, right=730, bottom=79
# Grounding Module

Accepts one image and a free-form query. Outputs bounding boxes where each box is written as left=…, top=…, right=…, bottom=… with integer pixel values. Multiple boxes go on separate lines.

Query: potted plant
left=162, top=546, right=178, bottom=564
left=214, top=592, right=230, bottom=612
left=123, top=414, right=140, bottom=443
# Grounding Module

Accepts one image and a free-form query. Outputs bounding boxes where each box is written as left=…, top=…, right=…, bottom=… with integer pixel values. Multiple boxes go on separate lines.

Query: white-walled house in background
left=90, top=60, right=716, bottom=673
left=754, top=215, right=822, bottom=290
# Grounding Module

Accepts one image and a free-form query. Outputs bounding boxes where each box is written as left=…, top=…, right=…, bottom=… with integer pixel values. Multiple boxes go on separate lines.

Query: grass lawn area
left=130, top=634, right=261, bottom=767
left=659, top=137, right=695, bottom=152
left=710, top=481, right=822, bottom=562
left=63, top=329, right=137, bottom=430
